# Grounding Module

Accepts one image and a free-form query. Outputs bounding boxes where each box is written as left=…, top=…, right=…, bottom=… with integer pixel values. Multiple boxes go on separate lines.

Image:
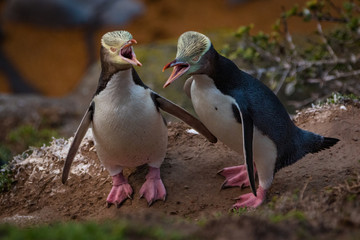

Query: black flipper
left=234, top=104, right=256, bottom=196
left=62, top=102, right=94, bottom=184
left=151, top=92, right=217, bottom=143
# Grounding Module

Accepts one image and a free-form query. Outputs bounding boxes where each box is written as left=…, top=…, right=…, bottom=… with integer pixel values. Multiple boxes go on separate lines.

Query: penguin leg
left=106, top=171, right=133, bottom=208
left=139, top=166, right=166, bottom=206
left=231, top=153, right=275, bottom=208
left=232, top=186, right=267, bottom=209
left=218, top=164, right=257, bottom=189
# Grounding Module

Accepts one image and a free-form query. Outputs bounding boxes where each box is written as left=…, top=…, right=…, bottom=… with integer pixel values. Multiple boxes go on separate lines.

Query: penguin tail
left=310, top=137, right=339, bottom=154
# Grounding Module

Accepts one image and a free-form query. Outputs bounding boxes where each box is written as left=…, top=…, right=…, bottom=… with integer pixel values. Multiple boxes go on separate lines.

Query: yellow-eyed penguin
left=62, top=31, right=217, bottom=208
left=162, top=31, right=339, bottom=208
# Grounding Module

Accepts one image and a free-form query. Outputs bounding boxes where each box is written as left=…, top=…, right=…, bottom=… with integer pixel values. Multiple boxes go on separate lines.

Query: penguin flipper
left=62, top=102, right=94, bottom=184
left=151, top=93, right=217, bottom=143
left=233, top=104, right=257, bottom=196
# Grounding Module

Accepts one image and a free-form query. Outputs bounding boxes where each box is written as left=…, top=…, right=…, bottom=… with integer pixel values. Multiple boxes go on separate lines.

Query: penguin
left=162, top=31, right=339, bottom=208
left=62, top=31, right=217, bottom=208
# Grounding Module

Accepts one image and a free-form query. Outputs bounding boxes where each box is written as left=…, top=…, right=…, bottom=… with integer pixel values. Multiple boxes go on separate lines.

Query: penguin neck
left=204, top=48, right=243, bottom=94
left=103, top=69, right=134, bottom=96
left=199, top=45, right=219, bottom=78
left=95, top=66, right=134, bottom=96
left=191, top=45, right=232, bottom=87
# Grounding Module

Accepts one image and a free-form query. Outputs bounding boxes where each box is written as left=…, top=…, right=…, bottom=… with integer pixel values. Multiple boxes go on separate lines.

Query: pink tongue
left=120, top=47, right=131, bottom=58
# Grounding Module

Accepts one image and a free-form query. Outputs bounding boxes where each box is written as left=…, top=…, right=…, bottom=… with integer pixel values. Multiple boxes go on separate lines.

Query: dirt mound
left=0, top=102, right=359, bottom=239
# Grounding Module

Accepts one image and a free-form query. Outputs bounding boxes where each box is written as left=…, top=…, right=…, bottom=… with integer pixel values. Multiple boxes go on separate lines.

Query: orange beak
left=162, top=60, right=190, bottom=88
left=120, top=39, right=142, bottom=66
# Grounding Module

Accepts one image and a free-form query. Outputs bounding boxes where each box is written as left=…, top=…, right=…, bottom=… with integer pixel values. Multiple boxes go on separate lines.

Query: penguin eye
left=110, top=47, right=117, bottom=53
left=192, top=55, right=200, bottom=62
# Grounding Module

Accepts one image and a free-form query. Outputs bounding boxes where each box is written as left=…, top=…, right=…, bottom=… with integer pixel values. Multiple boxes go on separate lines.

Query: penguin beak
left=162, top=60, right=190, bottom=88
left=120, top=39, right=142, bottom=66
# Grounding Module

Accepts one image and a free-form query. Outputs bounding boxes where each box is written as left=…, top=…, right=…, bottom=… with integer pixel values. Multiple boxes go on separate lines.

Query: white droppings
left=2, top=214, right=37, bottom=223
left=71, top=162, right=91, bottom=175
left=340, top=105, right=347, bottom=110
left=186, top=129, right=199, bottom=135
left=10, top=128, right=103, bottom=186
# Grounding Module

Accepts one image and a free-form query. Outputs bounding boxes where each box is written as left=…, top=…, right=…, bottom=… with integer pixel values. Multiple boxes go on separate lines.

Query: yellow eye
left=192, top=55, right=200, bottom=62
left=110, top=47, right=117, bottom=52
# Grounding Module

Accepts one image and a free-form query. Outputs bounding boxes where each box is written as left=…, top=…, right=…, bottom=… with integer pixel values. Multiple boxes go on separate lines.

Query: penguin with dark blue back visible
left=61, top=31, right=217, bottom=208
left=163, top=31, right=339, bottom=208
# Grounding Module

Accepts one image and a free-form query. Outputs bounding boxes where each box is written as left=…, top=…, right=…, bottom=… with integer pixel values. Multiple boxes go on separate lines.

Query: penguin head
left=163, top=31, right=211, bottom=87
left=101, top=31, right=142, bottom=68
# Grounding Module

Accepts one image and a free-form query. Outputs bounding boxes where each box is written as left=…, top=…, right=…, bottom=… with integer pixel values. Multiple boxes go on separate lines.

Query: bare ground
left=0, top=102, right=359, bottom=239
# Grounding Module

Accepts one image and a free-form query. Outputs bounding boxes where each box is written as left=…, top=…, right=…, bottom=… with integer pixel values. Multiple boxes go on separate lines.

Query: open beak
left=162, top=60, right=190, bottom=88
left=120, top=39, right=142, bottom=66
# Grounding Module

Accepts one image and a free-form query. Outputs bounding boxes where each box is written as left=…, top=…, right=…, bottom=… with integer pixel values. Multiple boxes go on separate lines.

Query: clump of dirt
left=0, top=102, right=359, bottom=239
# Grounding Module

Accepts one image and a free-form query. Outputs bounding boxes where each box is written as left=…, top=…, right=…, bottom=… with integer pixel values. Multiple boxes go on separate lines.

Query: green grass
left=269, top=210, right=307, bottom=224
left=0, top=221, right=187, bottom=240
left=7, top=125, right=59, bottom=151
left=317, top=92, right=360, bottom=106
left=0, top=124, right=59, bottom=166
left=0, top=145, right=12, bottom=166
left=230, top=207, right=248, bottom=216
left=0, top=164, right=12, bottom=192
left=0, top=124, right=59, bottom=192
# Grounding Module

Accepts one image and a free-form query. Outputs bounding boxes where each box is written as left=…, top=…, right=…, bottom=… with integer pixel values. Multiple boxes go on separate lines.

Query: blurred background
left=0, top=0, right=358, bottom=165
left=0, top=0, right=343, bottom=96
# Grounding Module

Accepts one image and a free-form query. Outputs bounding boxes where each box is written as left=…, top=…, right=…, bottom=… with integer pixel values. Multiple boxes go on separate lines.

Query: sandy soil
left=0, top=102, right=359, bottom=239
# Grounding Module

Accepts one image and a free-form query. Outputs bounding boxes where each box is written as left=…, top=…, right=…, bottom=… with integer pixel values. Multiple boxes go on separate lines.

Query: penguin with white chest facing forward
left=163, top=31, right=339, bottom=208
left=62, top=31, right=217, bottom=208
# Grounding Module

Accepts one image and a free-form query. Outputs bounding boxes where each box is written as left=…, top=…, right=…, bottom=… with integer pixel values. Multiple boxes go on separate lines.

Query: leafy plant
left=0, top=145, right=12, bottom=166
left=0, top=164, right=12, bottom=192
left=224, top=0, right=360, bottom=109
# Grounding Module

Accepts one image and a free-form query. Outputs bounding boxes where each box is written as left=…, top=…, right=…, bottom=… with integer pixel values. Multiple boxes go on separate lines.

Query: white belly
left=190, top=75, right=243, bottom=153
left=92, top=70, right=167, bottom=172
left=190, top=75, right=277, bottom=189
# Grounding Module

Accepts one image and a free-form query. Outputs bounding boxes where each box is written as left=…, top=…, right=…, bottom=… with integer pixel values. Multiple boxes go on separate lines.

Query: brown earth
left=0, top=102, right=359, bottom=239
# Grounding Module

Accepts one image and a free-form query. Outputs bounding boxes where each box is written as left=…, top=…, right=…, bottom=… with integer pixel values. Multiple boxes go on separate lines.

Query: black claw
left=148, top=200, right=154, bottom=207
left=116, top=202, right=121, bottom=208
left=107, top=202, right=112, bottom=208
left=221, top=181, right=229, bottom=190
left=217, top=169, right=224, bottom=175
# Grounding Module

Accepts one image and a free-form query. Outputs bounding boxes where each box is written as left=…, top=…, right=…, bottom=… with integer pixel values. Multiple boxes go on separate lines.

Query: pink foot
left=139, top=167, right=166, bottom=206
left=233, top=186, right=266, bottom=209
left=106, top=172, right=133, bottom=208
left=218, top=165, right=257, bottom=189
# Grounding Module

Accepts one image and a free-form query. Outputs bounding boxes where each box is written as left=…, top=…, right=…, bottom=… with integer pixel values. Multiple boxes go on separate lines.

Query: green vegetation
left=230, top=207, right=248, bottom=216
left=7, top=124, right=58, bottom=151
left=0, top=221, right=187, bottom=240
left=0, top=145, right=12, bottom=166
left=0, top=124, right=59, bottom=166
left=0, top=124, right=59, bottom=192
left=269, top=210, right=307, bottom=224
left=223, top=0, right=360, bottom=110
left=323, top=92, right=360, bottom=104
left=0, top=164, right=12, bottom=192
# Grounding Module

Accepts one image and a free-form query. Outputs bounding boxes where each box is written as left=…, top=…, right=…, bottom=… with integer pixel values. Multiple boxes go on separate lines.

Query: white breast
left=190, top=75, right=243, bottom=153
left=92, top=69, right=167, bottom=173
